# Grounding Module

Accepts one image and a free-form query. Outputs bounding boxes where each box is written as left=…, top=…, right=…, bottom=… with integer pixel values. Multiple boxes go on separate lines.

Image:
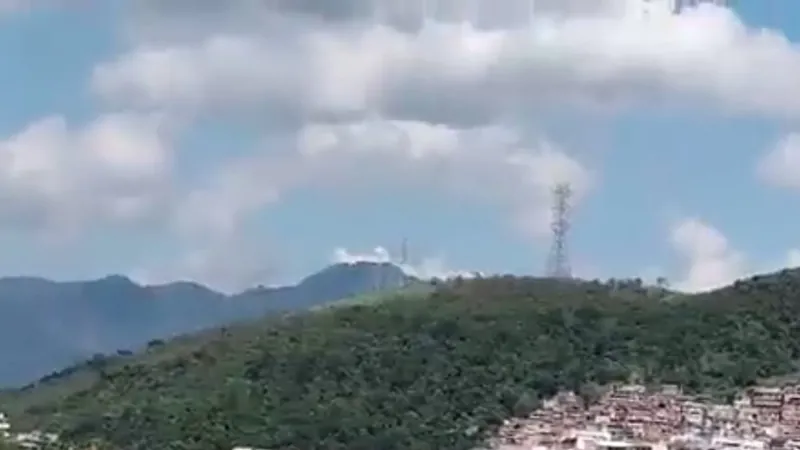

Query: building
left=750, top=388, right=783, bottom=409
left=0, top=412, right=10, bottom=439
left=490, top=383, right=800, bottom=450
left=13, top=431, right=59, bottom=449
left=681, top=401, right=708, bottom=429
left=782, top=388, right=800, bottom=426
left=711, top=435, right=769, bottom=450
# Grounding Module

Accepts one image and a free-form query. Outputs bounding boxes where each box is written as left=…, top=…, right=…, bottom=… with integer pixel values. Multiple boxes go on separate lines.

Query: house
left=0, top=412, right=10, bottom=439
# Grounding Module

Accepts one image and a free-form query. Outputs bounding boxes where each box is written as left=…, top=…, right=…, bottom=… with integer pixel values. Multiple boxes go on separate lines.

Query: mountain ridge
left=0, top=261, right=416, bottom=386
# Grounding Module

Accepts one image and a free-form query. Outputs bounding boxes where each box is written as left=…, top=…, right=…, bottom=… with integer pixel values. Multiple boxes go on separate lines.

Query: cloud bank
left=3, top=0, right=800, bottom=290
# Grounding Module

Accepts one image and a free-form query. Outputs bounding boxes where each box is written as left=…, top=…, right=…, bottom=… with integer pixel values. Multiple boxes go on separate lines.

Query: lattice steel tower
left=545, top=183, right=573, bottom=279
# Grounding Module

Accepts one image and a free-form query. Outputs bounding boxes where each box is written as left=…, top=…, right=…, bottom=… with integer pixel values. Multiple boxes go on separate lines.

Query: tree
left=578, top=382, right=603, bottom=407
left=512, top=392, right=540, bottom=417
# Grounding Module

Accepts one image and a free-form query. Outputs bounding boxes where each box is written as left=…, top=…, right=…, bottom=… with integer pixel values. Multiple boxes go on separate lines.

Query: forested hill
left=13, top=269, right=800, bottom=450
left=0, top=261, right=413, bottom=386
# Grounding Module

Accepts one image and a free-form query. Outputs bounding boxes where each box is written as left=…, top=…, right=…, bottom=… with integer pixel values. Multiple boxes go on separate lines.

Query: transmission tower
left=545, top=183, right=573, bottom=279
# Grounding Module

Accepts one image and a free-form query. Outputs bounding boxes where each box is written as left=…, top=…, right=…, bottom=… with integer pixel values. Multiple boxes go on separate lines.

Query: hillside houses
left=0, top=412, right=57, bottom=449
left=490, top=383, right=800, bottom=450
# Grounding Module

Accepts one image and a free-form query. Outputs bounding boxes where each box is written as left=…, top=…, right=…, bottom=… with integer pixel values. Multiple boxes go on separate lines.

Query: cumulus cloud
left=127, top=0, right=609, bottom=29
left=332, top=246, right=479, bottom=280
left=153, top=115, right=586, bottom=289
left=669, top=217, right=800, bottom=292
left=0, top=114, right=279, bottom=291
left=0, top=113, right=174, bottom=238
left=97, top=1, right=800, bottom=124
left=146, top=117, right=587, bottom=291
left=76, top=0, right=800, bottom=289
left=294, top=118, right=592, bottom=237
left=670, top=217, right=746, bottom=292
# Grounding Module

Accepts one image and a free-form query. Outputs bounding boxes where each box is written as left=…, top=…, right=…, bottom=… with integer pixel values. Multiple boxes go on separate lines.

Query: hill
left=8, top=270, right=800, bottom=450
left=0, top=262, right=413, bottom=386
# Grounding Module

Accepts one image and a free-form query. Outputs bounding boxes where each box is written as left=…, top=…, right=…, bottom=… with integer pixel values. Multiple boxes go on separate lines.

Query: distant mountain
left=0, top=262, right=414, bottom=386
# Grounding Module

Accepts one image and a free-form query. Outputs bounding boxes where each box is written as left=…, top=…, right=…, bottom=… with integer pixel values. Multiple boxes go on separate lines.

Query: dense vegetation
left=9, top=270, right=800, bottom=450
left=0, top=262, right=414, bottom=386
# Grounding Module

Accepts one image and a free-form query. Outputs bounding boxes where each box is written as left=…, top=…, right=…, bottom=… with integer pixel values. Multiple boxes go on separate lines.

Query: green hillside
left=311, top=281, right=434, bottom=310
left=9, top=270, right=800, bottom=450
left=0, top=284, right=428, bottom=423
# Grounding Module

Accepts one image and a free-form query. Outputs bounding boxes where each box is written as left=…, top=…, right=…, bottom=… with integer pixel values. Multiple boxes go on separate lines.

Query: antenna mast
left=545, top=183, right=573, bottom=280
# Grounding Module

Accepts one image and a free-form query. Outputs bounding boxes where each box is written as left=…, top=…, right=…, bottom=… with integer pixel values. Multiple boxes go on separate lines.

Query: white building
left=13, top=431, right=59, bottom=449
left=711, top=435, right=768, bottom=450
left=0, top=412, right=10, bottom=438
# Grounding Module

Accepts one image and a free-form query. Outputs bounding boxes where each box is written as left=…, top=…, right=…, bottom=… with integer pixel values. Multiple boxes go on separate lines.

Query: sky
left=1, top=0, right=800, bottom=293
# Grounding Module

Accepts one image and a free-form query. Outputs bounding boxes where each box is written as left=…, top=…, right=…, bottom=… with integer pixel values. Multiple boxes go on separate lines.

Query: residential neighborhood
left=490, top=383, right=800, bottom=450
left=0, top=413, right=57, bottom=449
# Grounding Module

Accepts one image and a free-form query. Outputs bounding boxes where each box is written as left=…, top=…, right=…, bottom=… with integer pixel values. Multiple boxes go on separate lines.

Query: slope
left=12, top=270, right=800, bottom=450
left=0, top=262, right=412, bottom=386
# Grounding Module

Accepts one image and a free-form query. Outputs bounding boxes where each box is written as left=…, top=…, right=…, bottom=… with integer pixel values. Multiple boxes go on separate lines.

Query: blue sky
left=1, top=0, right=800, bottom=292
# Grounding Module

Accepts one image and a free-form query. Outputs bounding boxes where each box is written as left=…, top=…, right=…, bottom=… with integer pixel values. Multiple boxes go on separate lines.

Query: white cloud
left=332, top=246, right=479, bottom=280
left=96, top=2, right=800, bottom=124
left=670, top=217, right=746, bottom=292
left=757, top=133, right=800, bottom=190
left=0, top=114, right=290, bottom=291
left=144, top=117, right=588, bottom=291
left=293, top=118, right=592, bottom=238
left=333, top=246, right=392, bottom=265
left=88, top=0, right=800, bottom=289
left=0, top=113, right=174, bottom=238
left=669, top=217, right=800, bottom=292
